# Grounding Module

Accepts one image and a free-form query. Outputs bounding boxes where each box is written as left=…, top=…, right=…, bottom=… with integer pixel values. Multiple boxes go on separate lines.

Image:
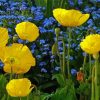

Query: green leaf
left=40, top=93, right=53, bottom=100
left=50, top=80, right=77, bottom=100
left=0, top=75, right=7, bottom=99
left=76, top=82, right=90, bottom=95
left=52, top=73, right=66, bottom=87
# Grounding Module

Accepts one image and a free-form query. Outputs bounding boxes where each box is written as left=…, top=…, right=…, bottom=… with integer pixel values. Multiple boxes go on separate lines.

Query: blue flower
left=36, top=55, right=42, bottom=59
left=31, top=6, right=36, bottom=12
left=65, top=56, right=74, bottom=61
left=84, top=6, right=91, bottom=13
left=68, top=0, right=74, bottom=6
left=18, top=39, right=24, bottom=43
left=0, top=61, right=4, bottom=68
left=41, top=68, right=47, bottom=73
left=10, top=2, right=20, bottom=7
left=0, top=22, right=3, bottom=25
left=27, top=17, right=33, bottom=21
left=8, top=28, right=12, bottom=32
left=32, top=7, right=44, bottom=21
left=17, top=15, right=26, bottom=21
left=47, top=29, right=54, bottom=33
left=39, top=62, right=46, bottom=67
left=20, top=4, right=27, bottom=10
left=90, top=0, right=100, bottom=3
left=39, top=27, right=47, bottom=33
left=43, top=17, right=55, bottom=27
left=71, top=43, right=77, bottom=48
left=78, top=0, right=83, bottom=5
left=0, top=0, right=7, bottom=3
left=55, top=67, right=60, bottom=71
left=87, top=19, right=94, bottom=27
left=33, top=12, right=44, bottom=21
left=82, top=52, right=87, bottom=57
left=40, top=39, right=45, bottom=44
left=71, top=69, right=77, bottom=76
left=42, top=51, right=47, bottom=55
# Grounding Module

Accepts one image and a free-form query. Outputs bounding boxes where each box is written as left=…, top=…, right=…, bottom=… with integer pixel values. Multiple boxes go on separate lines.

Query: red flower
left=77, top=71, right=84, bottom=82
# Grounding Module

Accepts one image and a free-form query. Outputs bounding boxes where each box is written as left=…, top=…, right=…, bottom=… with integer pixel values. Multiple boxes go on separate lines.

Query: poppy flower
left=15, top=21, right=39, bottom=42
left=6, top=78, right=33, bottom=97
left=80, top=34, right=100, bottom=54
left=0, top=43, right=36, bottom=74
left=53, top=8, right=90, bottom=27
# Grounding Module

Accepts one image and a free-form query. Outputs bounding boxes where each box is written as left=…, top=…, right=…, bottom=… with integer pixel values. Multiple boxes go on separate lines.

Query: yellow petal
left=78, top=14, right=90, bottom=26
left=0, top=27, right=9, bottom=47
left=20, top=45, right=36, bottom=66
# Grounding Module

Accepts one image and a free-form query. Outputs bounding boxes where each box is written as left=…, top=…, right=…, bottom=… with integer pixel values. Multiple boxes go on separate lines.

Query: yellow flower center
left=4, top=57, right=18, bottom=64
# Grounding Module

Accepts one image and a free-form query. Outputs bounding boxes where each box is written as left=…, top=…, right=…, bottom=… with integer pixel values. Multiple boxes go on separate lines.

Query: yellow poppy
left=80, top=34, right=100, bottom=54
left=53, top=8, right=90, bottom=27
left=0, top=43, right=36, bottom=74
left=0, top=27, right=9, bottom=47
left=15, top=21, right=39, bottom=42
left=6, top=78, right=33, bottom=97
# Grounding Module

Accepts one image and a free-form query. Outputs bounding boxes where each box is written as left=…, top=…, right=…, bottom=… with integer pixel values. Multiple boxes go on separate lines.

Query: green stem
left=7, top=66, right=13, bottom=100
left=95, top=55, right=99, bottom=100
left=18, top=74, right=23, bottom=79
left=89, top=55, right=92, bottom=76
left=7, top=95, right=10, bottom=100
left=62, top=38, right=66, bottom=78
left=33, top=84, right=38, bottom=94
left=56, top=29, right=62, bottom=73
left=67, top=28, right=72, bottom=79
left=19, top=97, right=22, bottom=100
left=91, top=67, right=95, bottom=100
left=10, top=66, right=13, bottom=80
left=27, top=95, right=29, bottom=100
left=82, top=53, right=87, bottom=80
left=60, top=0, right=64, bottom=7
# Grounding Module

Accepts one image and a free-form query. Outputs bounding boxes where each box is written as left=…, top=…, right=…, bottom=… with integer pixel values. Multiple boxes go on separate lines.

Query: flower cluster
left=0, top=21, right=39, bottom=97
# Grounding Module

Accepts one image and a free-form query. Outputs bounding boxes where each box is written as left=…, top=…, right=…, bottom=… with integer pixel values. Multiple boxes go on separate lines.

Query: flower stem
left=95, top=54, right=99, bottom=100
left=91, top=66, right=95, bottom=100
left=82, top=53, right=87, bottom=80
left=67, top=28, right=72, bottom=79
left=62, top=38, right=66, bottom=79
left=19, top=97, right=22, bottom=100
left=7, top=66, right=13, bottom=100
left=89, top=55, right=92, bottom=75
left=10, top=66, right=13, bottom=80
left=7, top=95, right=10, bottom=100
left=27, top=95, right=29, bottom=100
left=60, top=0, right=65, bottom=7
left=55, top=28, right=62, bottom=73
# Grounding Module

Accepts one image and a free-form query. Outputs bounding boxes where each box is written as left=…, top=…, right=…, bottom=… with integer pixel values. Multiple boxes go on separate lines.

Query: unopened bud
left=55, top=28, right=60, bottom=37
left=13, top=35, right=19, bottom=42
left=93, top=53, right=99, bottom=59
left=52, top=42, right=58, bottom=55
